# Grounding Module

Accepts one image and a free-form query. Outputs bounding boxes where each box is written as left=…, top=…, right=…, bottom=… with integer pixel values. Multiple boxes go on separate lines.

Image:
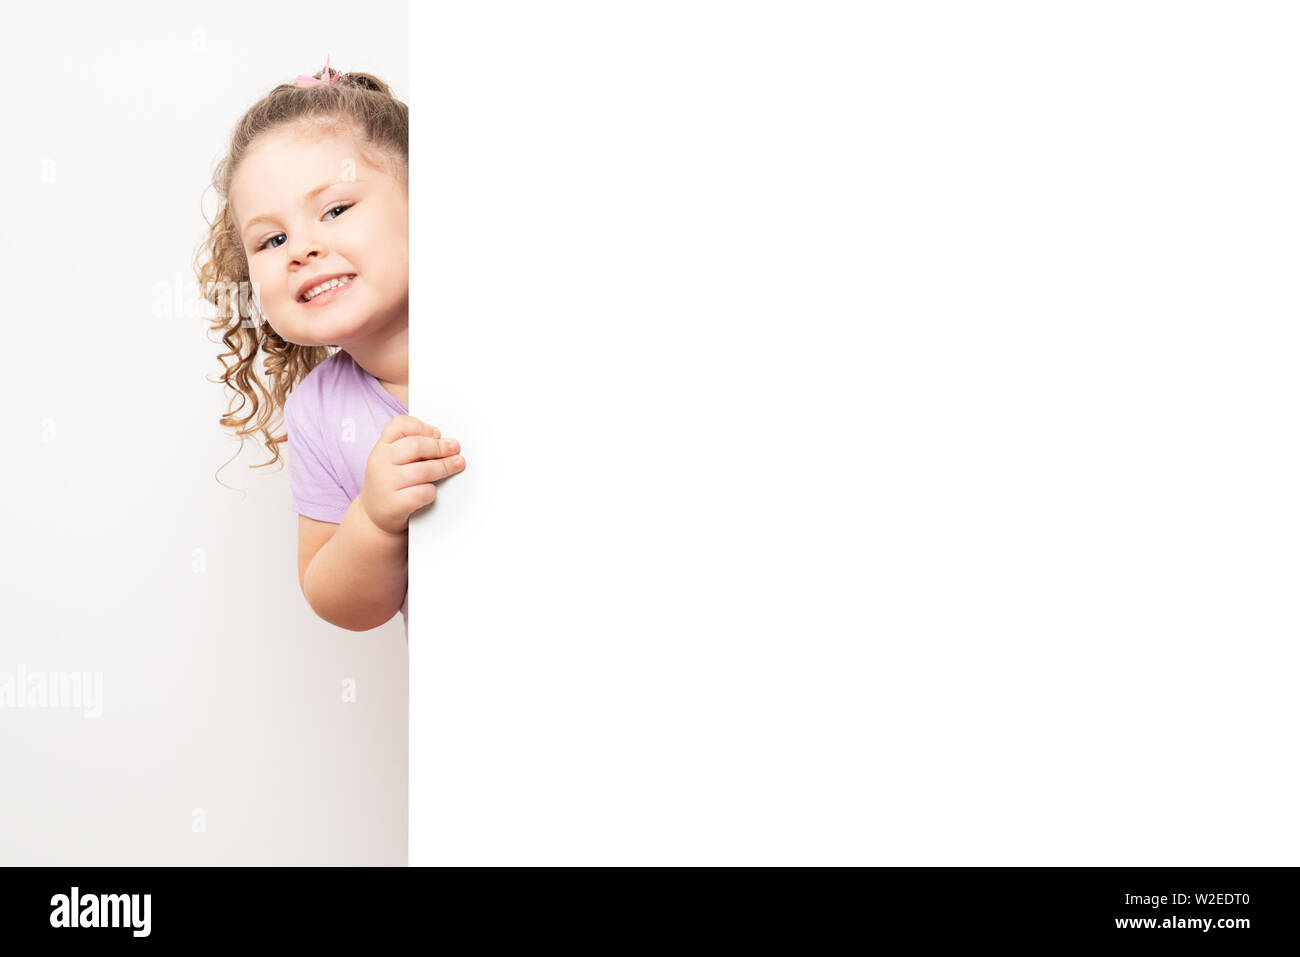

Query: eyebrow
left=241, top=180, right=361, bottom=241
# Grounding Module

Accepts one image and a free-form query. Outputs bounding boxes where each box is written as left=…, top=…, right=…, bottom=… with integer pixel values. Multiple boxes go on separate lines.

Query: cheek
left=250, top=262, right=285, bottom=299
left=370, top=225, right=408, bottom=275
left=367, top=259, right=407, bottom=295
left=247, top=268, right=285, bottom=323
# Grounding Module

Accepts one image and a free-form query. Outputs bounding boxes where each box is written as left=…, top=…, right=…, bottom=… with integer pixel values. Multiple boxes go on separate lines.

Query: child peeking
left=195, top=57, right=465, bottom=642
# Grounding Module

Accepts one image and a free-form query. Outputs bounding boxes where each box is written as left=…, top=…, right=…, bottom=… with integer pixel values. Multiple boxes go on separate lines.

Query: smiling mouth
left=300, top=274, right=358, bottom=303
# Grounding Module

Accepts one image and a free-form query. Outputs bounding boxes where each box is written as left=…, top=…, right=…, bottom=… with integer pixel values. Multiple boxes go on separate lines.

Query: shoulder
left=285, top=349, right=353, bottom=424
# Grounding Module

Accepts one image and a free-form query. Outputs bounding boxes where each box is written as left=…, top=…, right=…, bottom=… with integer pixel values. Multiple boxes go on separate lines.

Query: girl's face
left=230, top=124, right=408, bottom=347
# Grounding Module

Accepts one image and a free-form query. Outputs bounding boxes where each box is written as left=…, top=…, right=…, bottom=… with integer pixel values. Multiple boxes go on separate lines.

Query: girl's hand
left=359, top=414, right=466, bottom=536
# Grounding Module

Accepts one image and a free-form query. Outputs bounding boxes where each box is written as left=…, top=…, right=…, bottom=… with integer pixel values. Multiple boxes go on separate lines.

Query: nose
left=287, top=229, right=327, bottom=266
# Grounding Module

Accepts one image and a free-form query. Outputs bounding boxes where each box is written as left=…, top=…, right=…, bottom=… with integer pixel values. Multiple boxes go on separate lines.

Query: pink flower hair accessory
left=296, top=54, right=348, bottom=88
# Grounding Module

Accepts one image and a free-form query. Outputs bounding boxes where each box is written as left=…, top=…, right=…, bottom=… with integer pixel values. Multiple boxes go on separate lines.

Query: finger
left=381, top=414, right=434, bottom=444
left=395, top=482, right=438, bottom=513
left=394, top=454, right=466, bottom=490
left=390, top=435, right=459, bottom=466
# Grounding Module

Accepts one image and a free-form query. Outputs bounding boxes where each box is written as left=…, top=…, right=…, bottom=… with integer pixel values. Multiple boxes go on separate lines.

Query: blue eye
left=254, top=204, right=352, bottom=252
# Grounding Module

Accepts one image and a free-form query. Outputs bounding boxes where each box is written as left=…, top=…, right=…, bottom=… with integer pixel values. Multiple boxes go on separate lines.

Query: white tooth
left=304, top=275, right=354, bottom=300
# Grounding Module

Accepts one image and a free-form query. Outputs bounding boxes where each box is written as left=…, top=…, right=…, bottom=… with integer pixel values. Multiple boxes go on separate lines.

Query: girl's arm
left=299, top=413, right=464, bottom=632
left=301, top=498, right=407, bottom=631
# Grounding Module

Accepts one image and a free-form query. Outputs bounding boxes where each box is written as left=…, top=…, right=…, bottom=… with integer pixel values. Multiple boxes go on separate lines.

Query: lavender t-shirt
left=283, top=349, right=410, bottom=639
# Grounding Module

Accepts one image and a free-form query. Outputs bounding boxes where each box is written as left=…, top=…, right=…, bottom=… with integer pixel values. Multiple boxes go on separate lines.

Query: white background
left=411, top=1, right=1300, bottom=864
left=0, top=2, right=408, bottom=864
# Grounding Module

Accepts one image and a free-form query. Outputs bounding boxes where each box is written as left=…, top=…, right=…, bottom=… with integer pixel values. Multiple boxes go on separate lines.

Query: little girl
left=194, top=57, right=465, bottom=642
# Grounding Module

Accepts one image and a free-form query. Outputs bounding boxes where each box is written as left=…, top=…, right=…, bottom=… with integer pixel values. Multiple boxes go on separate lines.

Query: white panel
left=412, top=1, right=1300, bottom=864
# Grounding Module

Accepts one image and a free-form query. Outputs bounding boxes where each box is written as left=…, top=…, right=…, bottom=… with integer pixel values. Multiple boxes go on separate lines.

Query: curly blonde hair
left=194, top=64, right=408, bottom=474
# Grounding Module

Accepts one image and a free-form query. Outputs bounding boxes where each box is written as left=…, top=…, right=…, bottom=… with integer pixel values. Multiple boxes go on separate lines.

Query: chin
left=299, top=311, right=380, bottom=346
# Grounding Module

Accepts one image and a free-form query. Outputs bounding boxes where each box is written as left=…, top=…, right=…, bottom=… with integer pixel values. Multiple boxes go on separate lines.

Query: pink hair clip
left=296, top=54, right=348, bottom=88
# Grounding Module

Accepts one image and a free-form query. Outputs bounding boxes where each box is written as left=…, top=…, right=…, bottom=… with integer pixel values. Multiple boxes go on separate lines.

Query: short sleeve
left=284, top=391, right=351, bottom=524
